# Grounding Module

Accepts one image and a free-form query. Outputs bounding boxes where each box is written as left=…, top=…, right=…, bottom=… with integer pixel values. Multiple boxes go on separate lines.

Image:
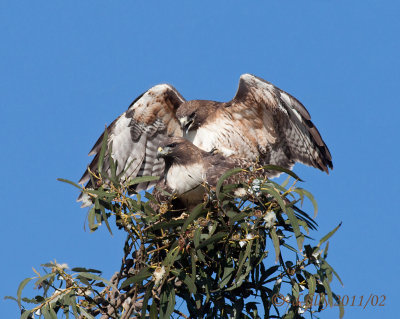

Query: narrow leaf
left=285, top=207, right=304, bottom=251
left=270, top=228, right=280, bottom=263
left=182, top=204, right=205, bottom=232
left=196, top=232, right=228, bottom=249
left=141, top=282, right=154, bottom=319
left=17, top=277, right=33, bottom=308
left=262, top=164, right=303, bottom=181
left=320, top=258, right=344, bottom=286
left=67, top=293, right=79, bottom=318
left=307, top=275, right=316, bottom=299
left=120, top=267, right=152, bottom=289
left=97, top=128, right=108, bottom=174
left=294, top=188, right=318, bottom=217
left=87, top=206, right=99, bottom=232
left=34, top=273, right=56, bottom=289
left=77, top=272, right=118, bottom=291
left=71, top=267, right=101, bottom=273
left=78, top=306, right=96, bottom=319
left=216, top=168, right=243, bottom=199
left=267, top=187, right=287, bottom=213
left=100, top=204, right=113, bottom=235
left=322, top=277, right=333, bottom=306
left=57, top=178, right=83, bottom=190
left=333, top=293, right=345, bottom=319
left=4, top=296, right=18, bottom=302
left=20, top=310, right=34, bottom=319
left=127, top=176, right=160, bottom=186
left=318, top=222, right=342, bottom=248
left=219, top=266, right=235, bottom=289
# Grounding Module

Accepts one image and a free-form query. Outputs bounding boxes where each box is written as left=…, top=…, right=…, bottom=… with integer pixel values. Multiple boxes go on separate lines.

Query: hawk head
left=157, top=137, right=204, bottom=165
left=176, top=100, right=220, bottom=135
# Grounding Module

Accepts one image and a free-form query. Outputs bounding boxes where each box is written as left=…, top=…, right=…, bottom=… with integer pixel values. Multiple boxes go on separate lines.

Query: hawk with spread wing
left=78, top=74, right=332, bottom=208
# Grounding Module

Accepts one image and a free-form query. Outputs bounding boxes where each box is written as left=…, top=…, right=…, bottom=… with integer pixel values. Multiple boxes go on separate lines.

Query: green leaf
left=270, top=228, right=280, bottom=263
left=141, top=282, right=155, bottom=319
left=216, top=168, right=243, bottom=199
left=171, top=270, right=197, bottom=295
left=318, top=222, right=342, bottom=248
left=77, top=272, right=118, bottom=291
left=193, top=228, right=201, bottom=247
left=87, top=206, right=99, bottom=232
left=163, top=245, right=180, bottom=267
left=78, top=306, right=96, bottom=319
left=219, top=266, right=235, bottom=289
left=322, top=277, right=333, bottom=306
left=263, top=180, right=290, bottom=194
left=100, top=203, right=113, bottom=235
left=71, top=267, right=101, bottom=273
left=67, top=292, right=79, bottom=318
left=34, top=273, right=56, bottom=289
left=4, top=295, right=18, bottom=303
left=120, top=267, right=153, bottom=289
left=266, top=187, right=287, bottom=213
left=17, top=277, right=33, bottom=308
left=182, top=204, right=205, bottom=232
left=280, top=175, right=291, bottom=188
left=64, top=291, right=79, bottom=318
left=127, top=176, right=160, bottom=186
left=190, top=250, right=197, bottom=279
left=333, top=293, right=345, bottom=319
left=109, top=149, right=117, bottom=182
left=196, top=232, right=228, bottom=249
left=82, top=188, right=116, bottom=198
left=236, top=237, right=252, bottom=276
left=261, top=164, right=303, bottom=182
left=144, top=191, right=157, bottom=202
left=306, top=275, right=316, bottom=299
left=225, top=263, right=252, bottom=291
left=324, top=241, right=330, bottom=259
left=42, top=305, right=56, bottom=319
left=151, top=219, right=185, bottom=231
left=320, top=258, right=344, bottom=286
left=230, top=212, right=248, bottom=223
left=48, top=307, right=58, bottom=319
left=97, top=128, right=108, bottom=174
left=160, top=283, right=175, bottom=319
left=293, top=188, right=318, bottom=217
left=292, top=282, right=300, bottom=300
left=57, top=178, right=83, bottom=190
left=149, top=301, right=158, bottom=319
left=285, top=207, right=304, bottom=251
left=20, top=310, right=33, bottom=319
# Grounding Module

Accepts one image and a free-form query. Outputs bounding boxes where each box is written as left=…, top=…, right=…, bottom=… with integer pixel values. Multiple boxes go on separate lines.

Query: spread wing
left=223, top=74, right=332, bottom=173
left=78, top=84, right=185, bottom=204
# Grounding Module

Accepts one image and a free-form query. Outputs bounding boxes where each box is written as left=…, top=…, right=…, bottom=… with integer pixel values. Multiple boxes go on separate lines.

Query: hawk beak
left=179, top=117, right=194, bottom=137
left=157, top=146, right=170, bottom=159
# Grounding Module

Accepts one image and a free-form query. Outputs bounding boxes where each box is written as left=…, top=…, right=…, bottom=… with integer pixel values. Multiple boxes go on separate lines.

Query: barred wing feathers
left=226, top=74, right=332, bottom=173
left=78, top=84, right=185, bottom=204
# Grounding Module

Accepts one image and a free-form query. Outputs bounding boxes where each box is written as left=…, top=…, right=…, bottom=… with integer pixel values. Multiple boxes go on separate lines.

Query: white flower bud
left=263, top=212, right=276, bottom=228
left=153, top=266, right=166, bottom=286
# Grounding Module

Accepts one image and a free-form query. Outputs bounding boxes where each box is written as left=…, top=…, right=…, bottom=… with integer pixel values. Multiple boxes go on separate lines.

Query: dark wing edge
left=232, top=73, right=332, bottom=173
left=78, top=84, right=185, bottom=207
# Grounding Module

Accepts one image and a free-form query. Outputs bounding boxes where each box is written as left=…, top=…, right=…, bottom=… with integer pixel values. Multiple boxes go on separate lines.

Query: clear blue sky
left=1, top=1, right=399, bottom=318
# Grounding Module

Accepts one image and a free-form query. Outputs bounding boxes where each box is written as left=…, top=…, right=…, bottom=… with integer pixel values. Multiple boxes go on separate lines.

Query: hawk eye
left=166, top=142, right=177, bottom=148
left=189, top=112, right=195, bottom=119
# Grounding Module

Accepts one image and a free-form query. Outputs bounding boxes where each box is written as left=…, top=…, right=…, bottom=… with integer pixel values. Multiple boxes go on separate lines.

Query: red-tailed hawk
left=154, top=136, right=260, bottom=209
left=78, top=74, right=332, bottom=207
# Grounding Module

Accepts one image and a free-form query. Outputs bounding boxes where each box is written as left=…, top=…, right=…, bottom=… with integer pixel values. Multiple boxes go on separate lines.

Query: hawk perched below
left=78, top=74, right=332, bottom=208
